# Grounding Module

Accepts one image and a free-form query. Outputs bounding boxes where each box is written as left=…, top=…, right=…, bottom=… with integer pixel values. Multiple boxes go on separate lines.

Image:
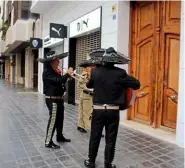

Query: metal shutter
left=75, top=31, right=100, bottom=104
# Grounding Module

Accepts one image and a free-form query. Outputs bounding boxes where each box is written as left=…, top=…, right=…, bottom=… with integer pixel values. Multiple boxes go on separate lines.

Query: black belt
left=83, top=90, right=93, bottom=96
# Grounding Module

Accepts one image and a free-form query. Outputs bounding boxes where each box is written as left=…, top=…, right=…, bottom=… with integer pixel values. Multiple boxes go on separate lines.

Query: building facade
left=0, top=0, right=41, bottom=89
left=31, top=1, right=184, bottom=148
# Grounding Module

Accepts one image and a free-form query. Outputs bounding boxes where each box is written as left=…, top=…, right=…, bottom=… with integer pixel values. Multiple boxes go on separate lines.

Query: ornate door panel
left=160, top=1, right=180, bottom=129
left=130, top=1, right=181, bottom=129
left=130, top=2, right=157, bottom=123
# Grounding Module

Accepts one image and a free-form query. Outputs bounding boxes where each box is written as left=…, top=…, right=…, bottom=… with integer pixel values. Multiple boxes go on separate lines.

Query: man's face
left=50, top=59, right=60, bottom=69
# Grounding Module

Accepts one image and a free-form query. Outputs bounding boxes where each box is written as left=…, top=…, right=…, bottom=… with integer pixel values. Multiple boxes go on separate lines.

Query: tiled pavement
left=0, top=80, right=184, bottom=168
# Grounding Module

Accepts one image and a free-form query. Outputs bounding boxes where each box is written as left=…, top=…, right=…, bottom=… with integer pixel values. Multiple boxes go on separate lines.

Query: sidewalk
left=0, top=79, right=184, bottom=168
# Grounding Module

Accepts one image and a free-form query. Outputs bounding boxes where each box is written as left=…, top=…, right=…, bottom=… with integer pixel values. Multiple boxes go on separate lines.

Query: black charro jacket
left=42, top=66, right=71, bottom=97
left=86, top=65, right=140, bottom=105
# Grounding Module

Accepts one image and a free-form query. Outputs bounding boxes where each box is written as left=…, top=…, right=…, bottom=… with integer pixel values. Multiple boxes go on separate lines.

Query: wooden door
left=129, top=2, right=159, bottom=124
left=160, top=1, right=180, bottom=129
left=129, top=1, right=181, bottom=129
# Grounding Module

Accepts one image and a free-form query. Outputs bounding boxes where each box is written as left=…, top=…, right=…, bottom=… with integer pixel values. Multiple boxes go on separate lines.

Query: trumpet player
left=38, top=51, right=73, bottom=149
left=77, top=62, right=95, bottom=133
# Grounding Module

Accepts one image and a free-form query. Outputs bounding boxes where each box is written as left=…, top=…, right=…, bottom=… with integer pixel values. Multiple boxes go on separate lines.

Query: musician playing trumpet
left=77, top=63, right=95, bottom=133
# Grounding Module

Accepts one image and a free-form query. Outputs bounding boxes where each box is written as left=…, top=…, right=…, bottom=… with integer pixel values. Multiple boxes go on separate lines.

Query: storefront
left=68, top=7, right=102, bottom=104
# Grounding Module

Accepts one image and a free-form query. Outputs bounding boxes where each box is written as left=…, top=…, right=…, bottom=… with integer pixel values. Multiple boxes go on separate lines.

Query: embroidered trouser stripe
left=45, top=103, right=57, bottom=145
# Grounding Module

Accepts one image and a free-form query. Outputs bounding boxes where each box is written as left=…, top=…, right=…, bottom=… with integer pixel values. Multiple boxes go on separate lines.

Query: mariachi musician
left=77, top=59, right=95, bottom=133
left=38, top=51, right=73, bottom=149
left=84, top=47, right=140, bottom=168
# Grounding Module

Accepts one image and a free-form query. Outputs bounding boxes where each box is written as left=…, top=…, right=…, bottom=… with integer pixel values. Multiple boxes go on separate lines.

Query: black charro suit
left=86, top=64, right=140, bottom=167
left=43, top=66, right=71, bottom=146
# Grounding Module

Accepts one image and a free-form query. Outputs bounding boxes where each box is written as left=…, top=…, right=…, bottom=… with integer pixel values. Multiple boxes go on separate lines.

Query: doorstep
left=120, top=120, right=176, bottom=144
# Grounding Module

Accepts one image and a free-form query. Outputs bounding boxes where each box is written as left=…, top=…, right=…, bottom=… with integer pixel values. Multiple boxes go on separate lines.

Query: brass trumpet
left=63, top=68, right=93, bottom=93
left=62, top=69, right=86, bottom=81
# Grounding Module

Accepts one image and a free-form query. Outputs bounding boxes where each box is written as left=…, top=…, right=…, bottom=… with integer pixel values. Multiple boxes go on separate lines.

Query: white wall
left=176, top=1, right=185, bottom=148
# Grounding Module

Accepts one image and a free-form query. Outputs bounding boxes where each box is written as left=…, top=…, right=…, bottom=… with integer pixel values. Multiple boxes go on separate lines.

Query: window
left=21, top=10, right=30, bottom=19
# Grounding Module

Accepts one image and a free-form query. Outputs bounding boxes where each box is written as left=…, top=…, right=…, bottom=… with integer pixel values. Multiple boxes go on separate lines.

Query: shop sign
left=43, top=35, right=64, bottom=48
left=30, top=38, right=43, bottom=49
left=50, top=23, right=67, bottom=39
left=69, top=7, right=101, bottom=38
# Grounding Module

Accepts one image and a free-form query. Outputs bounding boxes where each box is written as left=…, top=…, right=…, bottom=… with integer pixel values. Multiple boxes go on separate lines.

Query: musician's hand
left=67, top=67, right=73, bottom=75
left=82, top=84, right=87, bottom=89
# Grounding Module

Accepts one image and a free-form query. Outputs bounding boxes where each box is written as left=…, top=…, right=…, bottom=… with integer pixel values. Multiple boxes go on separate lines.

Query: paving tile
left=42, top=153, right=56, bottom=160
left=54, top=150, right=68, bottom=158
left=50, top=163, right=65, bottom=168
left=168, top=159, right=182, bottom=167
left=31, top=156, right=44, bottom=162
left=19, top=163, right=33, bottom=168
left=159, top=163, right=174, bottom=168
left=33, top=161, right=47, bottom=167
left=0, top=161, right=18, bottom=168
left=17, top=158, right=30, bottom=165
left=45, top=158, right=60, bottom=165
left=150, top=151, right=163, bottom=157
left=150, top=158, right=163, bottom=165
left=158, top=155, right=172, bottom=162
left=141, top=161, right=155, bottom=168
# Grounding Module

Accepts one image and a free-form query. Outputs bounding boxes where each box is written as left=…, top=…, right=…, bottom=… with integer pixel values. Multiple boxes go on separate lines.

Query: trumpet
left=62, top=69, right=86, bottom=82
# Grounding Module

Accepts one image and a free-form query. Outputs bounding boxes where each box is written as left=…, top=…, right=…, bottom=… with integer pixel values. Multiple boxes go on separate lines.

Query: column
left=176, top=1, right=185, bottom=148
left=38, top=14, right=44, bottom=94
left=5, top=60, right=10, bottom=81
left=10, top=56, right=13, bottom=83
left=25, top=48, right=34, bottom=88
left=15, top=53, right=21, bottom=84
left=38, top=47, right=44, bottom=93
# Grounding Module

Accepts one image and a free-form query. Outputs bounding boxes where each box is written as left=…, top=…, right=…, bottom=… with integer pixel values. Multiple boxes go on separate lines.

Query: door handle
left=170, top=95, right=176, bottom=100
left=140, top=91, right=145, bottom=96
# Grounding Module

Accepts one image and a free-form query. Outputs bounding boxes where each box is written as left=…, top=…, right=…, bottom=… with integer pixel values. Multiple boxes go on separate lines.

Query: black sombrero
left=79, top=59, right=103, bottom=67
left=89, top=47, right=131, bottom=64
left=38, top=51, right=69, bottom=63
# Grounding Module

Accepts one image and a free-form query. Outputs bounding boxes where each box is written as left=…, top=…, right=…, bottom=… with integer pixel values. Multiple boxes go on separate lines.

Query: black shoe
left=77, top=127, right=87, bottom=133
left=101, top=134, right=105, bottom=138
left=84, top=159, right=95, bottom=168
left=45, top=142, right=60, bottom=149
left=57, top=136, right=71, bottom=142
left=104, top=163, right=116, bottom=168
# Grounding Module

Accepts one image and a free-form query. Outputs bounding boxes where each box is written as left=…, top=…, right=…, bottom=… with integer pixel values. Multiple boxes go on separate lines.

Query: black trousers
left=45, top=98, right=64, bottom=145
left=88, top=109, right=120, bottom=164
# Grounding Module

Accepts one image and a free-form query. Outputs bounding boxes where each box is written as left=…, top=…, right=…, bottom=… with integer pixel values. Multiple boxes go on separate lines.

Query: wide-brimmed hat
left=89, top=47, right=131, bottom=64
left=38, top=51, right=69, bottom=63
left=78, top=54, right=102, bottom=67
left=79, top=59, right=101, bottom=67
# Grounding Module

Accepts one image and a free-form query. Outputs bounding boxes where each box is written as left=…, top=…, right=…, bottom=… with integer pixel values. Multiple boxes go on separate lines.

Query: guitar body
left=119, top=88, right=133, bottom=110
